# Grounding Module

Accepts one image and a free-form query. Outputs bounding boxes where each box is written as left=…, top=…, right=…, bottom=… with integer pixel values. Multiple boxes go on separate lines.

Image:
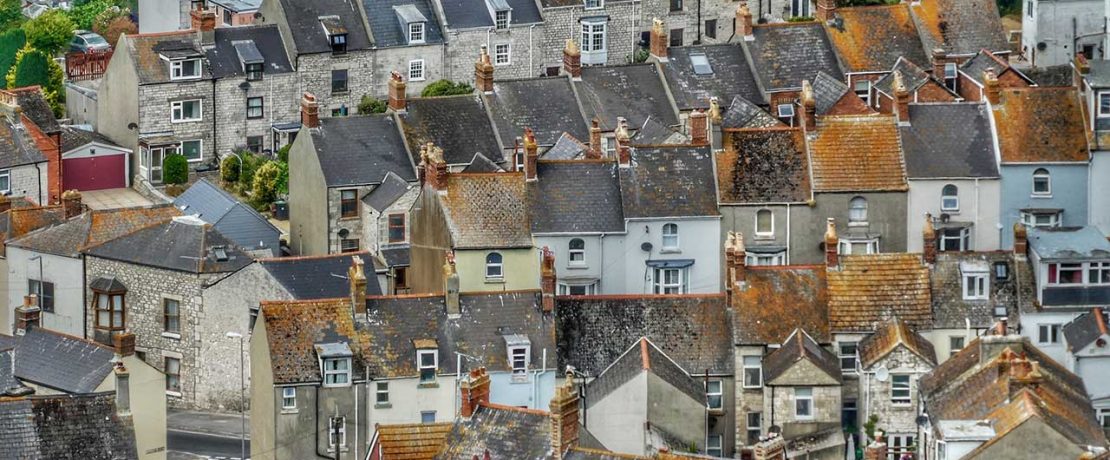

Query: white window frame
left=171, top=99, right=202, bottom=123
left=375, top=381, right=389, bottom=405
left=485, top=252, right=503, bottom=279
left=653, top=267, right=686, bottom=294
left=706, top=434, right=723, bottom=457
left=962, top=273, right=988, bottom=300
left=746, top=251, right=785, bottom=266
left=409, top=59, right=426, bottom=81
left=557, top=281, right=597, bottom=295
left=939, top=227, right=969, bottom=252
left=755, top=209, right=774, bottom=238
left=661, top=223, right=679, bottom=250
left=494, top=9, right=510, bottom=29
left=1090, top=262, right=1110, bottom=285
left=839, top=238, right=879, bottom=255
left=179, top=139, right=203, bottom=163
left=282, top=387, right=296, bottom=410
left=170, top=58, right=202, bottom=80
left=790, top=0, right=810, bottom=17
left=949, top=336, right=965, bottom=357
left=0, top=168, right=10, bottom=193
left=494, top=43, right=511, bottom=66
left=418, top=349, right=438, bottom=382
left=1099, top=408, right=1110, bottom=429
left=746, top=412, right=762, bottom=444
left=944, top=63, right=958, bottom=91
left=706, top=380, right=723, bottom=410
left=408, top=22, right=425, bottom=44
left=568, top=238, right=586, bottom=266
left=328, top=416, right=347, bottom=448
left=777, top=103, right=795, bottom=119
left=1021, top=210, right=1061, bottom=228
left=839, top=342, right=857, bottom=373
left=854, top=79, right=871, bottom=105
left=1048, top=262, right=1086, bottom=285
left=848, top=196, right=868, bottom=225
left=941, top=184, right=959, bottom=211
left=795, top=387, right=814, bottom=419
left=1032, top=168, right=1051, bottom=195
left=891, top=374, right=911, bottom=405
left=742, top=355, right=762, bottom=388
left=583, top=0, right=603, bottom=9
left=509, top=346, right=529, bottom=375
left=1098, top=92, right=1110, bottom=118
left=323, top=357, right=351, bottom=387
left=581, top=20, right=606, bottom=53
left=1037, top=323, right=1061, bottom=344
left=888, top=434, right=915, bottom=459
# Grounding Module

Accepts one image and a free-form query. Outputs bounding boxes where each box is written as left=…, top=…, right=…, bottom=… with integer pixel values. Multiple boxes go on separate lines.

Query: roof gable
left=722, top=95, right=783, bottom=129
left=763, top=329, right=842, bottom=384
left=857, top=317, right=937, bottom=368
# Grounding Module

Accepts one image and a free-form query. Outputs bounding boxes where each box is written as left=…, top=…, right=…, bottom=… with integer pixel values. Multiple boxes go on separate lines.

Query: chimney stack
left=0, top=195, right=11, bottom=214
left=587, top=118, right=603, bottom=159
left=649, top=18, right=668, bottom=60
left=15, top=295, right=40, bottom=335
left=815, top=0, right=836, bottom=22
left=524, top=128, right=539, bottom=181
left=475, top=46, right=495, bottom=93
left=737, top=3, right=754, bottom=40
left=824, top=218, right=839, bottom=268
left=459, top=367, right=491, bottom=418
left=563, top=39, right=582, bottom=79
left=801, top=80, right=817, bottom=133
left=984, top=68, right=1001, bottom=104
left=893, top=70, right=911, bottom=125
left=388, top=71, right=407, bottom=112
left=931, top=48, right=948, bottom=80
left=113, top=332, right=136, bottom=358
left=1013, top=222, right=1028, bottom=258
left=301, top=92, right=320, bottom=129
left=689, top=110, right=709, bottom=145
left=725, top=231, right=747, bottom=285
left=444, top=252, right=460, bottom=317
left=190, top=3, right=216, bottom=46
left=863, top=441, right=888, bottom=460
left=114, top=361, right=131, bottom=415
left=709, top=97, right=722, bottom=125
left=541, top=247, right=556, bottom=312
left=923, top=213, right=937, bottom=265
left=615, top=117, right=632, bottom=167
left=61, top=189, right=83, bottom=218
left=349, top=255, right=367, bottom=316
left=752, top=432, right=786, bottom=460
left=549, top=373, right=581, bottom=459
left=423, top=143, right=448, bottom=191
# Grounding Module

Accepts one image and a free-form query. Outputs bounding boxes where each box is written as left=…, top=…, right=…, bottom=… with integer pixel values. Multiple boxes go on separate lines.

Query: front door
left=144, top=145, right=178, bottom=184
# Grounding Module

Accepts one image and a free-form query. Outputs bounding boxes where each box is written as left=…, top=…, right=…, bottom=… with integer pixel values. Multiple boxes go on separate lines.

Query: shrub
left=251, top=161, right=283, bottom=206
left=162, top=153, right=189, bottom=185
left=0, top=28, right=25, bottom=82
left=0, top=0, right=22, bottom=33
left=630, top=47, right=649, bottom=63
left=420, top=79, right=473, bottom=97
left=7, top=47, right=66, bottom=116
left=220, top=155, right=241, bottom=183
left=236, top=151, right=267, bottom=193
left=276, top=144, right=291, bottom=163
left=357, top=94, right=387, bottom=114
left=22, top=9, right=75, bottom=55
left=92, top=7, right=134, bottom=47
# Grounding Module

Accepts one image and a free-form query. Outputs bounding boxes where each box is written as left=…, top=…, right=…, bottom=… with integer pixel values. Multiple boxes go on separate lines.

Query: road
left=168, top=429, right=249, bottom=459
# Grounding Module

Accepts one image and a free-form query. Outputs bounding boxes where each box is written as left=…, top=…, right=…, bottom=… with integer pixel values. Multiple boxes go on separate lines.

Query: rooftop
left=442, top=173, right=532, bottom=249
left=439, top=0, right=542, bottom=29
left=83, top=217, right=252, bottom=274
left=260, top=298, right=362, bottom=384
left=930, top=252, right=1033, bottom=329
left=400, top=95, right=504, bottom=166
left=663, top=44, right=764, bottom=110
left=856, top=317, right=937, bottom=369
left=576, top=64, right=679, bottom=130
left=900, top=103, right=999, bottom=179
left=485, top=77, right=589, bottom=146
left=824, top=4, right=928, bottom=72
left=1028, top=226, right=1110, bottom=260
left=276, top=0, right=371, bottom=54
left=0, top=117, right=47, bottom=170
left=364, top=0, right=444, bottom=48
left=258, top=252, right=381, bottom=299
left=908, top=0, right=1009, bottom=55
left=0, top=393, right=137, bottom=459
left=762, top=329, right=841, bottom=384
left=619, top=145, right=718, bottom=218
left=732, top=266, right=830, bottom=344
left=9, top=204, right=180, bottom=258
left=807, top=115, right=908, bottom=192
left=717, top=127, right=811, bottom=204
left=992, top=87, right=1089, bottom=163
left=827, top=253, right=931, bottom=332
left=123, top=31, right=209, bottom=85
left=311, top=115, right=418, bottom=187
left=372, top=422, right=453, bottom=460
left=747, top=22, right=843, bottom=91
left=721, top=95, right=782, bottom=129
left=204, top=25, right=293, bottom=79
left=3, top=327, right=116, bottom=394
left=531, top=160, right=624, bottom=234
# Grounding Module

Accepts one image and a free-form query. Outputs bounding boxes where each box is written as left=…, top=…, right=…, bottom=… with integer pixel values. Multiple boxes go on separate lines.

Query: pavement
left=81, top=187, right=155, bottom=210
left=167, top=409, right=250, bottom=459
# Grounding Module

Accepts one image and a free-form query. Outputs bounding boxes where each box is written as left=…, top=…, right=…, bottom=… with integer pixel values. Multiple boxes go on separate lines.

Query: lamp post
left=226, top=331, right=246, bottom=460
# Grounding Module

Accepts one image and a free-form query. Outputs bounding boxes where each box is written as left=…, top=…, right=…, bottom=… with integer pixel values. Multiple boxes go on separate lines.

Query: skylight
left=690, top=53, right=713, bottom=75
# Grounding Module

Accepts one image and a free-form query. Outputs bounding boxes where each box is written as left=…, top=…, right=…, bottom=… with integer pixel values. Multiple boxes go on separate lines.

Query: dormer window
left=316, top=342, right=353, bottom=387
left=961, top=260, right=989, bottom=300
left=1098, top=92, right=1110, bottom=118
left=171, top=59, right=202, bottom=80
left=409, top=22, right=425, bottom=43
left=495, top=10, right=510, bottom=29
left=504, top=335, right=531, bottom=380
left=944, top=62, right=957, bottom=91
left=245, top=63, right=263, bottom=81
left=331, top=33, right=347, bottom=55
left=418, top=349, right=437, bottom=382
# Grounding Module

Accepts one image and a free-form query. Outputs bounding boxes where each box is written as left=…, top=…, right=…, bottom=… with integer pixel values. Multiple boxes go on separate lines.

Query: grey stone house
left=174, top=178, right=282, bottom=256
left=759, top=329, right=844, bottom=460
left=359, top=172, right=418, bottom=294
left=436, top=0, right=547, bottom=80
left=83, top=215, right=253, bottom=409
left=538, top=0, right=641, bottom=70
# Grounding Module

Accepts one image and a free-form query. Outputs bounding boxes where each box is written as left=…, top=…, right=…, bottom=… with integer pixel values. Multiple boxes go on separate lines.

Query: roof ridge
left=259, top=251, right=369, bottom=263
left=641, top=337, right=650, bottom=370
left=23, top=327, right=115, bottom=352
left=80, top=215, right=175, bottom=252
left=479, top=401, right=550, bottom=417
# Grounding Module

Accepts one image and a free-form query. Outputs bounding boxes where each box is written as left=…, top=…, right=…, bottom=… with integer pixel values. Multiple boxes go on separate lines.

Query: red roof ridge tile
left=641, top=338, right=651, bottom=370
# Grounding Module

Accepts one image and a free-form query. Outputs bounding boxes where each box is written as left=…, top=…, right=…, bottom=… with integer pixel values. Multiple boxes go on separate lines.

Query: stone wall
left=542, top=1, right=641, bottom=70
left=138, top=79, right=217, bottom=169
left=443, top=25, right=548, bottom=81
left=294, top=52, right=377, bottom=117
left=639, top=0, right=742, bottom=46
left=9, top=163, right=46, bottom=205
left=362, top=186, right=419, bottom=256
left=734, top=344, right=766, bottom=451
left=859, top=347, right=932, bottom=436
left=329, top=185, right=375, bottom=254
left=212, top=72, right=300, bottom=157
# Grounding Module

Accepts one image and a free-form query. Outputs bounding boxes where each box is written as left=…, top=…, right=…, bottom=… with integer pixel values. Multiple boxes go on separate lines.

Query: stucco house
left=1062, top=308, right=1110, bottom=431
left=1076, top=59, right=1110, bottom=239
left=1022, top=0, right=1106, bottom=66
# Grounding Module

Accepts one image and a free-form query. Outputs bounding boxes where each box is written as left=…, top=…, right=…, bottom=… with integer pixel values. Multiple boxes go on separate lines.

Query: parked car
left=69, top=31, right=111, bottom=53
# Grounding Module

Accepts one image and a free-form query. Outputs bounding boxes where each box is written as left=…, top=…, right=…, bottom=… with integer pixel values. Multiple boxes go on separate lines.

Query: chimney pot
left=444, top=252, right=460, bottom=316
left=587, top=118, right=603, bottom=159
left=61, top=189, right=83, bottom=218
left=388, top=71, right=407, bottom=112
left=801, top=80, right=817, bottom=132
left=984, top=68, right=1001, bottom=104
left=301, top=92, right=320, bottom=129
left=708, top=97, right=722, bottom=125
left=190, top=6, right=216, bottom=46
left=541, top=247, right=556, bottom=312
left=549, top=376, right=580, bottom=459
left=649, top=18, right=668, bottom=60
left=475, top=46, right=495, bottom=93
left=893, top=71, right=911, bottom=125
left=562, top=39, right=582, bottom=79
left=113, top=332, right=136, bottom=357
left=615, top=117, right=632, bottom=167
left=524, top=128, right=538, bottom=181
left=737, top=3, right=754, bottom=39
left=424, top=143, right=448, bottom=191
left=824, top=218, right=839, bottom=268
left=923, top=212, right=937, bottom=264
left=15, top=295, right=40, bottom=335
left=349, top=255, right=367, bottom=316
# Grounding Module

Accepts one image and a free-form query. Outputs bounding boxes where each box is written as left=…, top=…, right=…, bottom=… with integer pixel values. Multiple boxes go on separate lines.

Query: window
left=941, top=184, right=959, bottom=211
left=568, top=238, right=586, bottom=265
left=282, top=387, right=296, bottom=409
left=994, top=262, right=1010, bottom=280
left=27, top=280, right=53, bottom=313
left=842, top=400, right=858, bottom=432
left=1090, top=262, right=1110, bottom=284
left=558, top=282, right=597, bottom=295
left=584, top=0, right=602, bottom=9
left=510, top=346, right=529, bottom=375
left=165, top=357, right=181, bottom=393
left=485, top=252, right=503, bottom=278
left=376, top=381, right=389, bottom=404
left=581, top=21, right=606, bottom=53
left=340, top=238, right=359, bottom=253
left=1038, top=324, right=1061, bottom=344
left=246, top=62, right=263, bottom=81
left=777, top=103, right=795, bottom=123
left=409, top=22, right=425, bottom=43
left=1098, top=93, right=1110, bottom=118
left=849, top=196, right=868, bottom=225
left=795, top=387, right=813, bottom=419
left=891, top=374, right=911, bottom=405
left=1032, top=168, right=1051, bottom=195
left=706, top=380, right=723, bottom=410
left=382, top=214, right=405, bottom=243
left=330, top=33, right=347, bottom=54
left=746, top=251, right=786, bottom=266
left=246, top=97, right=264, bottom=119
left=324, top=357, right=351, bottom=386
left=223, top=8, right=233, bottom=25
left=93, top=291, right=125, bottom=330
left=421, top=411, right=436, bottom=423
left=181, top=140, right=202, bottom=162
left=340, top=190, right=358, bottom=218
left=1048, top=263, right=1083, bottom=284
left=409, top=59, right=425, bottom=81
left=1026, top=0, right=1033, bottom=17
left=669, top=0, right=682, bottom=11
left=888, top=434, right=915, bottom=460
left=0, top=169, right=9, bottom=193
left=839, top=238, right=879, bottom=255
left=418, top=350, right=437, bottom=382
left=661, top=223, right=678, bottom=249
left=962, top=273, right=988, bottom=300
left=839, top=342, right=857, bottom=373
left=171, top=99, right=202, bottom=122
left=163, top=297, right=180, bottom=334
left=1099, top=409, right=1110, bottom=429
left=746, top=412, right=762, bottom=445
left=743, top=356, right=762, bottom=388
left=495, top=10, right=509, bottom=29
left=706, top=434, right=722, bottom=457
left=394, top=267, right=409, bottom=293
left=332, top=106, right=350, bottom=117
left=755, top=209, right=773, bottom=237
left=170, top=59, right=201, bottom=80
left=1021, top=210, right=1061, bottom=228
left=331, top=69, right=348, bottom=94
left=705, top=19, right=717, bottom=39
left=246, top=136, right=263, bottom=154
left=790, top=0, right=810, bottom=17
left=329, top=416, right=346, bottom=448
left=944, top=62, right=957, bottom=91
left=653, top=267, right=685, bottom=294
left=494, top=43, right=510, bottom=65
left=669, top=29, right=683, bottom=47
left=949, top=336, right=965, bottom=357
left=854, top=80, right=871, bottom=105
left=940, top=227, right=969, bottom=252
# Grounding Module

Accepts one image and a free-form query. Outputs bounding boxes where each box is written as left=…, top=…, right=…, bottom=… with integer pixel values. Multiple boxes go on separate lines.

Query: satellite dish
left=875, top=365, right=889, bottom=382
left=640, top=242, right=653, bottom=252
left=337, top=228, right=350, bottom=238
left=1037, top=42, right=1047, bottom=51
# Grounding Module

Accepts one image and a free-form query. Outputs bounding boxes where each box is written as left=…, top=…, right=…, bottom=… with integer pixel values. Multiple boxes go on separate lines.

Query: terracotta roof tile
left=260, top=299, right=362, bottom=384
left=827, top=253, right=931, bottom=331
left=732, top=266, right=830, bottom=344
left=442, top=173, right=532, bottom=249
left=10, top=204, right=180, bottom=257
left=993, top=87, right=1090, bottom=163
left=825, top=5, right=929, bottom=72
left=124, top=31, right=209, bottom=85
left=857, top=317, right=937, bottom=368
left=374, top=422, right=452, bottom=460
left=807, top=115, right=908, bottom=192
left=718, top=128, right=812, bottom=203
left=5, top=206, right=63, bottom=241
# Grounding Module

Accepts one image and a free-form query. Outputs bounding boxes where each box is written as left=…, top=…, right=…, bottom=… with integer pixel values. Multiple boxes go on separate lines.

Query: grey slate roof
left=620, top=145, right=719, bottom=218
left=909, top=0, right=1010, bottom=55
left=1022, top=64, right=1074, bottom=87
left=311, top=115, right=417, bottom=187
left=259, top=251, right=381, bottom=298
left=399, top=95, right=503, bottom=165
left=1063, top=309, right=1108, bottom=352
left=276, top=0, right=371, bottom=54
left=530, top=160, right=624, bottom=234
left=89, top=276, right=127, bottom=292
left=84, top=216, right=253, bottom=274
left=1085, top=60, right=1110, bottom=87
left=362, top=172, right=412, bottom=212
left=762, top=329, right=842, bottom=384
left=205, top=25, right=293, bottom=79
left=0, top=393, right=137, bottom=459
left=439, top=0, right=542, bottom=29
left=901, top=103, right=999, bottom=178
left=632, top=116, right=686, bottom=144
left=0, top=350, right=26, bottom=396
left=0, top=119, right=47, bottom=169
left=13, top=89, right=58, bottom=133
left=381, top=246, right=410, bottom=267
left=722, top=95, right=783, bottom=129
left=813, top=71, right=849, bottom=115
left=555, top=295, right=733, bottom=376
left=364, top=0, right=444, bottom=47
left=461, top=153, right=503, bottom=172
left=59, top=126, right=122, bottom=153
left=485, top=77, right=589, bottom=146
left=664, top=44, right=765, bottom=110
left=362, top=291, right=554, bottom=378
left=1028, top=227, right=1110, bottom=260
left=174, top=178, right=281, bottom=250
left=126, top=32, right=210, bottom=85
left=437, top=404, right=552, bottom=459
left=587, top=338, right=705, bottom=405
left=930, top=252, right=1032, bottom=329
left=747, top=23, right=844, bottom=91
left=576, top=64, right=679, bottom=130
left=874, top=57, right=936, bottom=96
left=9, top=328, right=115, bottom=394
left=8, top=204, right=180, bottom=258
left=542, top=133, right=588, bottom=160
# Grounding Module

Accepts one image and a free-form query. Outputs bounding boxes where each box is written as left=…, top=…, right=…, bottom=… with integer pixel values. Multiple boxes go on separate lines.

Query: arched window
left=485, top=252, right=503, bottom=278
left=569, top=238, right=585, bottom=265
left=662, top=223, right=679, bottom=249
left=849, top=197, right=868, bottom=224
left=755, top=209, right=773, bottom=236
left=1033, top=168, right=1051, bottom=195
left=941, top=184, right=959, bottom=211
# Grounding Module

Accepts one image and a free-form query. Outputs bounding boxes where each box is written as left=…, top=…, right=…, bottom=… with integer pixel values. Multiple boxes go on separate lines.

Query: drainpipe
left=696, top=0, right=702, bottom=44
left=529, top=24, right=536, bottom=76
left=786, top=203, right=792, bottom=265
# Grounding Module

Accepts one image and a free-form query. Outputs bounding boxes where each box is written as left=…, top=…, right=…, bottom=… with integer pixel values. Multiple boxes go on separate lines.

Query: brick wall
left=19, top=115, right=60, bottom=203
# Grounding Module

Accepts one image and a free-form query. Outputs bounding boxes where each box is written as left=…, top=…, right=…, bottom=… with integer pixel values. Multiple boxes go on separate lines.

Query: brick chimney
left=587, top=118, right=603, bottom=159
left=190, top=3, right=216, bottom=47
left=301, top=92, right=320, bottom=129
left=709, top=97, right=722, bottom=125
left=863, top=441, right=888, bottom=460
left=541, top=246, right=556, bottom=312
left=563, top=39, right=582, bottom=79
left=893, top=70, right=911, bottom=125
left=388, top=71, right=407, bottom=112
left=114, top=361, right=130, bottom=415
left=725, top=231, right=747, bottom=285
left=423, top=143, right=448, bottom=191
left=824, top=218, right=839, bottom=268
left=737, top=3, right=754, bottom=41
left=549, top=373, right=580, bottom=459
left=459, top=367, right=491, bottom=418
left=689, top=110, right=708, bottom=145
left=15, top=295, right=40, bottom=335
left=983, top=68, right=1001, bottom=104
left=615, top=117, right=632, bottom=167
left=801, top=80, right=817, bottom=133
left=649, top=18, right=668, bottom=61
left=815, top=0, right=836, bottom=22
left=752, top=432, right=786, bottom=460
left=524, top=128, right=539, bottom=181
left=349, top=255, right=367, bottom=316
left=923, top=213, right=937, bottom=265
left=1013, top=222, right=1028, bottom=258
left=113, top=332, right=136, bottom=358
left=444, top=252, right=460, bottom=317
left=931, top=48, right=948, bottom=79
left=475, top=45, right=494, bottom=93
left=0, top=194, right=11, bottom=214
left=61, top=189, right=83, bottom=218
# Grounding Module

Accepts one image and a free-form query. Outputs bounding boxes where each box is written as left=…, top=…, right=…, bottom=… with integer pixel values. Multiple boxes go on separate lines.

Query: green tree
left=0, top=28, right=26, bottom=82
left=0, top=0, right=23, bottom=32
left=251, top=161, right=283, bottom=207
left=23, top=10, right=75, bottom=55
left=236, top=151, right=267, bottom=193
left=420, top=79, right=473, bottom=97
left=68, top=0, right=120, bottom=30
left=7, top=47, right=66, bottom=117
left=93, top=14, right=135, bottom=48
left=220, top=155, right=241, bottom=183
left=162, top=153, right=189, bottom=185
left=357, top=94, right=387, bottom=114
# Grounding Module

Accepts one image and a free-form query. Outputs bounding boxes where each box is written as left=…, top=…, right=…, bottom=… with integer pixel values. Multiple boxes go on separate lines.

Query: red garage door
left=63, top=154, right=126, bottom=191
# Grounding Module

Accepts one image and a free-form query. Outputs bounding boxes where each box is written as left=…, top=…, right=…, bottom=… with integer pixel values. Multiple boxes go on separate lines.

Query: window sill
left=166, top=391, right=182, bottom=398
left=566, top=265, right=588, bottom=270
left=375, top=403, right=392, bottom=409
left=246, top=116, right=264, bottom=120
left=162, top=332, right=181, bottom=340
left=1030, top=194, right=1052, bottom=199
left=742, top=385, right=762, bottom=390
left=485, top=278, right=505, bottom=284
left=418, top=382, right=439, bottom=389
left=708, top=408, right=725, bottom=416
left=659, top=248, right=681, bottom=254
left=753, top=234, right=774, bottom=240
left=847, top=222, right=868, bottom=228
left=494, top=62, right=511, bottom=67
left=890, top=403, right=913, bottom=408
left=510, top=375, right=530, bottom=384
left=171, top=119, right=203, bottom=124
left=940, top=209, right=960, bottom=215
left=338, top=216, right=359, bottom=221
left=795, top=416, right=814, bottom=421
left=280, top=409, right=299, bottom=414
left=331, top=90, right=350, bottom=96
